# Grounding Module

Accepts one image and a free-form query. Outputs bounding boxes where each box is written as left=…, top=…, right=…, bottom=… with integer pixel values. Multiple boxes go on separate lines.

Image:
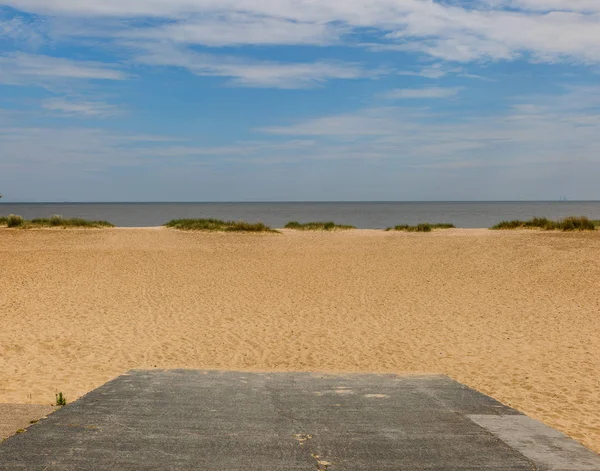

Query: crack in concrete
left=292, top=433, right=313, bottom=446
left=311, top=453, right=332, bottom=471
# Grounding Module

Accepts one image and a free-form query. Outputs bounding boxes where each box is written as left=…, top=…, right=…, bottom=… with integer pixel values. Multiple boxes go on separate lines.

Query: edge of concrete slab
left=468, top=414, right=600, bottom=471
left=0, top=404, right=57, bottom=442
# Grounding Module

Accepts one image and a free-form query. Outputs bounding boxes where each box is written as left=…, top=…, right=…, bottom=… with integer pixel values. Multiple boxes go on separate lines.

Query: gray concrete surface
left=0, top=370, right=598, bottom=470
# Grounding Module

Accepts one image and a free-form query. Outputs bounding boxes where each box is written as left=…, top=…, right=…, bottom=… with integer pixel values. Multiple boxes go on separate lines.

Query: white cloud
left=396, top=64, right=490, bottom=81
left=0, top=53, right=128, bottom=85
left=259, top=85, right=600, bottom=169
left=260, top=107, right=413, bottom=137
left=41, top=98, right=122, bottom=117
left=398, top=63, right=454, bottom=79
left=2, top=86, right=600, bottom=200
left=123, top=14, right=341, bottom=47
left=134, top=45, right=379, bottom=88
left=0, top=125, right=181, bottom=168
left=488, top=0, right=600, bottom=13
left=4, top=0, right=600, bottom=64
left=0, top=16, right=46, bottom=46
left=384, top=87, right=461, bottom=99
left=390, top=7, right=600, bottom=62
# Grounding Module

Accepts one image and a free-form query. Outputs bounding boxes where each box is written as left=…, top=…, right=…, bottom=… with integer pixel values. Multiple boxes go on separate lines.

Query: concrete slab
left=469, top=415, right=600, bottom=471
left=0, top=370, right=598, bottom=470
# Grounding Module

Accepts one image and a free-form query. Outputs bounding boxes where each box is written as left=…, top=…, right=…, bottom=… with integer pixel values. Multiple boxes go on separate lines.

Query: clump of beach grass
left=385, top=223, right=455, bottom=232
left=29, top=215, right=114, bottom=228
left=284, top=221, right=355, bottom=231
left=4, top=214, right=25, bottom=228
left=165, top=218, right=277, bottom=232
left=557, top=216, right=597, bottom=231
left=0, top=214, right=113, bottom=228
left=491, top=216, right=596, bottom=231
left=55, top=392, right=67, bottom=406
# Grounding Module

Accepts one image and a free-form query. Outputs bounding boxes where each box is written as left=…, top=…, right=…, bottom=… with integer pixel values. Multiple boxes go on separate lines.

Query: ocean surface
left=1, top=202, right=600, bottom=229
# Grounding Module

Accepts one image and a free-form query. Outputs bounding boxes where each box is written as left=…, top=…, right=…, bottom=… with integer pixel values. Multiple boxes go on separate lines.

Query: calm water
left=1, top=202, right=600, bottom=229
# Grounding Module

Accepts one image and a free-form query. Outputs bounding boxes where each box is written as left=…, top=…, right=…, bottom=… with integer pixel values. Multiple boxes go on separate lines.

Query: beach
left=0, top=227, right=599, bottom=452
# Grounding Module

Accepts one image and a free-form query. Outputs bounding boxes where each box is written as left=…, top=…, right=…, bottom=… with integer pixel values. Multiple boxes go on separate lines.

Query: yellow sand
left=0, top=227, right=599, bottom=452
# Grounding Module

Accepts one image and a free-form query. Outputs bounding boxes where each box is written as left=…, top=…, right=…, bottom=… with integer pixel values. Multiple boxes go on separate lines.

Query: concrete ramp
left=1, top=370, right=599, bottom=470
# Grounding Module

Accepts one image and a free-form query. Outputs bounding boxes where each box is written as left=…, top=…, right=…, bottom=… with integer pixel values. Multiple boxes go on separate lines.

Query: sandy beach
left=0, top=227, right=599, bottom=452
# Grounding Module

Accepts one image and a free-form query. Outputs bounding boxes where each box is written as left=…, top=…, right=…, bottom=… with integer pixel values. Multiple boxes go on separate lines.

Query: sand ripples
left=1, top=227, right=599, bottom=451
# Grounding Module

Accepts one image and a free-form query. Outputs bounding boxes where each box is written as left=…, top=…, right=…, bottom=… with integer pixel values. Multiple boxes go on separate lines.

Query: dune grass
left=492, top=216, right=597, bottom=231
left=30, top=215, right=114, bottom=228
left=165, top=218, right=277, bottom=232
left=0, top=214, right=25, bottom=228
left=386, top=223, right=455, bottom=232
left=284, top=221, right=356, bottom=231
left=0, top=214, right=114, bottom=228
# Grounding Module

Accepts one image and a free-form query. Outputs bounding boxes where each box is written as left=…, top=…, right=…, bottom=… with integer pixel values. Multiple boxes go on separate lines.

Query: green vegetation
left=30, top=215, right=114, bottom=228
left=491, top=216, right=597, bottom=231
left=284, top=221, right=355, bottom=231
left=386, top=223, right=455, bottom=232
left=0, top=214, right=113, bottom=228
left=0, top=214, right=24, bottom=227
left=55, top=392, right=67, bottom=406
left=165, top=218, right=277, bottom=232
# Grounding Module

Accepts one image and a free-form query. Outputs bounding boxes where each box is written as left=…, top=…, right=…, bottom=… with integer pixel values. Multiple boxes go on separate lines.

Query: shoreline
left=2, top=226, right=598, bottom=232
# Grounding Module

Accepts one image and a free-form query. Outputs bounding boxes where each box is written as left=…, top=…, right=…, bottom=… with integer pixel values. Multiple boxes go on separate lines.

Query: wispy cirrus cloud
left=486, top=0, right=600, bottom=13
left=133, top=44, right=381, bottom=89
left=9, top=85, right=596, bottom=167
left=121, top=14, right=341, bottom=47
left=397, top=63, right=455, bottom=79
left=383, top=87, right=462, bottom=100
left=259, top=85, right=600, bottom=167
left=2, top=85, right=600, bottom=200
left=0, top=124, right=181, bottom=168
left=0, top=53, right=128, bottom=86
left=0, top=15, right=46, bottom=46
left=41, top=97, right=122, bottom=117
left=397, top=63, right=490, bottom=81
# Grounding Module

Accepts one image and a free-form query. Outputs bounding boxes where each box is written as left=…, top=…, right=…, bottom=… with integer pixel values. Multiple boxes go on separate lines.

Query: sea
left=1, top=202, right=599, bottom=229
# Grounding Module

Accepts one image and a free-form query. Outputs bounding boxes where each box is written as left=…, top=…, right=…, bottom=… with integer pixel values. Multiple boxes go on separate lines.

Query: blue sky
left=1, top=0, right=600, bottom=201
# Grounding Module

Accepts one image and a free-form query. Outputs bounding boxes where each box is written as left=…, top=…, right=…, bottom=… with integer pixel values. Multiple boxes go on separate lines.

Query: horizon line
left=1, top=200, right=600, bottom=205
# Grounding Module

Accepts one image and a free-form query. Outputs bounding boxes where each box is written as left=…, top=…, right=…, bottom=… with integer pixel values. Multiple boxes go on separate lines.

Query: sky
left=1, top=0, right=600, bottom=202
